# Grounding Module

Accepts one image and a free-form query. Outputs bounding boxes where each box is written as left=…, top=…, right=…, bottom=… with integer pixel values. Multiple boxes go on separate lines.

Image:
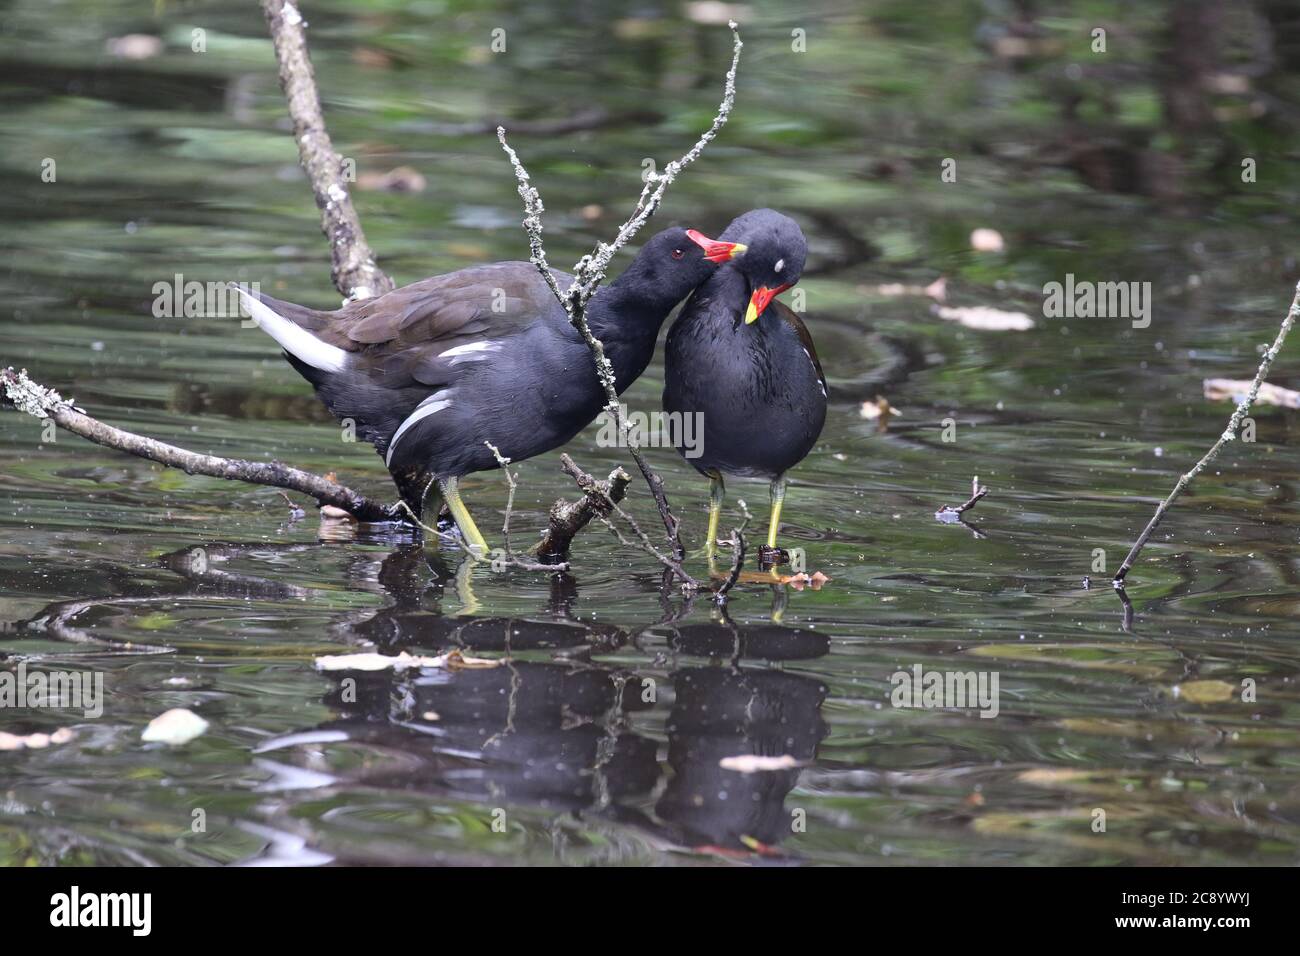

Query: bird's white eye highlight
left=774, top=259, right=785, bottom=272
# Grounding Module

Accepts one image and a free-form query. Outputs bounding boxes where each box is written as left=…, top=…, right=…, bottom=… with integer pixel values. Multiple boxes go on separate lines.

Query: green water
left=2, top=0, right=1299, bottom=865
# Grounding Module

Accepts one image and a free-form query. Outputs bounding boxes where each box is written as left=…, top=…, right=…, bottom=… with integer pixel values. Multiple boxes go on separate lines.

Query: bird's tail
left=233, top=285, right=350, bottom=373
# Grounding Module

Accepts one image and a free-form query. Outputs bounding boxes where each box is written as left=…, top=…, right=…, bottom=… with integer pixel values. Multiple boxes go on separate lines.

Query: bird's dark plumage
left=665, top=274, right=825, bottom=479
left=245, top=226, right=737, bottom=520
left=662, top=209, right=825, bottom=555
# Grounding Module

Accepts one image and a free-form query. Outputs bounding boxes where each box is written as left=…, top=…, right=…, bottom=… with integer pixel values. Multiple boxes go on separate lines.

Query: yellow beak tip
left=744, top=302, right=760, bottom=324
left=731, top=242, right=748, bottom=257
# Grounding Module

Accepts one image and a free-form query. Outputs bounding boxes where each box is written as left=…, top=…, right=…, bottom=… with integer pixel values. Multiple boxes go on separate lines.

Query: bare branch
left=262, top=0, right=394, bottom=302
left=1113, top=280, right=1300, bottom=584
left=535, top=455, right=632, bottom=561
left=479, top=441, right=573, bottom=571
left=540, top=455, right=698, bottom=588
left=2, top=367, right=396, bottom=521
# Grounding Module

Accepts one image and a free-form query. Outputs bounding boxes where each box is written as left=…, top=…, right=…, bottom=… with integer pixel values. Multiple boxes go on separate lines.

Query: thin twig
left=1113, top=281, right=1300, bottom=584
left=1, top=367, right=397, bottom=521
left=607, top=498, right=698, bottom=586
left=484, top=441, right=516, bottom=556
left=714, top=529, right=747, bottom=602
left=262, top=0, right=394, bottom=302
left=274, top=490, right=306, bottom=517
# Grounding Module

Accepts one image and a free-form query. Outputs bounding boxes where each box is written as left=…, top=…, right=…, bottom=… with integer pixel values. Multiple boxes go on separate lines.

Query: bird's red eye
left=671, top=248, right=684, bottom=260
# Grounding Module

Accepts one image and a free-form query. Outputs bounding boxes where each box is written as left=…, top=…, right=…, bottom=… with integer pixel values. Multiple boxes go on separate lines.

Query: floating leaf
left=1203, top=378, right=1300, bottom=409
left=0, top=727, right=75, bottom=751
left=969, top=228, right=1005, bottom=252
left=141, top=708, right=209, bottom=745
left=314, top=649, right=500, bottom=672
left=719, top=754, right=805, bottom=773
left=1173, top=680, right=1236, bottom=704
left=935, top=305, right=1035, bottom=331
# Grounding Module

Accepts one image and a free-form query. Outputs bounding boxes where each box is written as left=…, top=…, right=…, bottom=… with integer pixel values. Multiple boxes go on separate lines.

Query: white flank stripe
left=237, top=287, right=350, bottom=373
left=440, top=341, right=501, bottom=365
left=386, top=391, right=453, bottom=466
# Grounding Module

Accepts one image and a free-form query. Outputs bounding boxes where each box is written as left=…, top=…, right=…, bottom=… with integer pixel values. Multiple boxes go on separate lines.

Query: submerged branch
left=1113, top=280, right=1300, bottom=584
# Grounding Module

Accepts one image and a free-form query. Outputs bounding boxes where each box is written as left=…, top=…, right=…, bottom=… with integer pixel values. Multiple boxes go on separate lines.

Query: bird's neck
left=582, top=277, right=675, bottom=393
left=684, top=265, right=749, bottom=327
left=589, top=276, right=675, bottom=344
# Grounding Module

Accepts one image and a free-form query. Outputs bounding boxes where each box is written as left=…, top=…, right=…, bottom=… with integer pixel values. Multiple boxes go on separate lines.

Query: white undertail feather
left=237, top=287, right=350, bottom=373
left=386, top=391, right=454, bottom=466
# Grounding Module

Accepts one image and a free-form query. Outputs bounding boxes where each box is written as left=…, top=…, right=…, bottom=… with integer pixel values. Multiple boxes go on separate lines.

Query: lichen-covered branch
left=1, top=367, right=396, bottom=521
left=497, top=21, right=744, bottom=567
left=1113, top=280, right=1300, bottom=584
left=262, top=0, right=394, bottom=301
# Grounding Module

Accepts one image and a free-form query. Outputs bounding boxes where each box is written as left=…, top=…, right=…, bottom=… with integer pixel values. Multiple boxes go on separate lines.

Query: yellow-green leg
left=704, top=472, right=725, bottom=563
left=767, top=476, right=787, bottom=550
left=438, top=476, right=489, bottom=558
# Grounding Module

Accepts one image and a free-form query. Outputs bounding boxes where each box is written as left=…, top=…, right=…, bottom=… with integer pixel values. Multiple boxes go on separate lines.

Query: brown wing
left=259, top=262, right=570, bottom=389
left=772, top=300, right=826, bottom=394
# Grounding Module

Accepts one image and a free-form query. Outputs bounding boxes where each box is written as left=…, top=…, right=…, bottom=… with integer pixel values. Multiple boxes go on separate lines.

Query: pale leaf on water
left=314, top=649, right=500, bottom=672
left=719, top=754, right=805, bottom=773
left=141, top=709, right=209, bottom=745
left=936, top=305, right=1035, bottom=331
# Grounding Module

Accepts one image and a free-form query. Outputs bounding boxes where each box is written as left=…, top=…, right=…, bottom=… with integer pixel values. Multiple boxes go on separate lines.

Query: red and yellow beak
left=745, top=282, right=795, bottom=323
left=686, top=229, right=748, bottom=263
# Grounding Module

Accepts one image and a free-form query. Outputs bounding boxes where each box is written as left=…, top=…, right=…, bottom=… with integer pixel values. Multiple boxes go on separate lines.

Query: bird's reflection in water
left=137, top=538, right=830, bottom=857
left=319, top=642, right=659, bottom=812
left=289, top=546, right=831, bottom=856
left=657, top=623, right=828, bottom=854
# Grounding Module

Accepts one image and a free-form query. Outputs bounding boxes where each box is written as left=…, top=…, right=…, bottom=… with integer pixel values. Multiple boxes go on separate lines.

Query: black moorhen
left=662, top=209, right=825, bottom=562
left=239, top=226, right=747, bottom=554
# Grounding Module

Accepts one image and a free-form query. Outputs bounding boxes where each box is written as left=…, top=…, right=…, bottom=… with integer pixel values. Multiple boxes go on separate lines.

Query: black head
left=613, top=225, right=746, bottom=312
left=718, top=209, right=807, bottom=323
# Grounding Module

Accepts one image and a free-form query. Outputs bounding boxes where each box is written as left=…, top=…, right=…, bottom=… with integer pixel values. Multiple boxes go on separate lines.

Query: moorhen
left=662, top=209, right=825, bottom=562
left=238, top=226, right=747, bottom=554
